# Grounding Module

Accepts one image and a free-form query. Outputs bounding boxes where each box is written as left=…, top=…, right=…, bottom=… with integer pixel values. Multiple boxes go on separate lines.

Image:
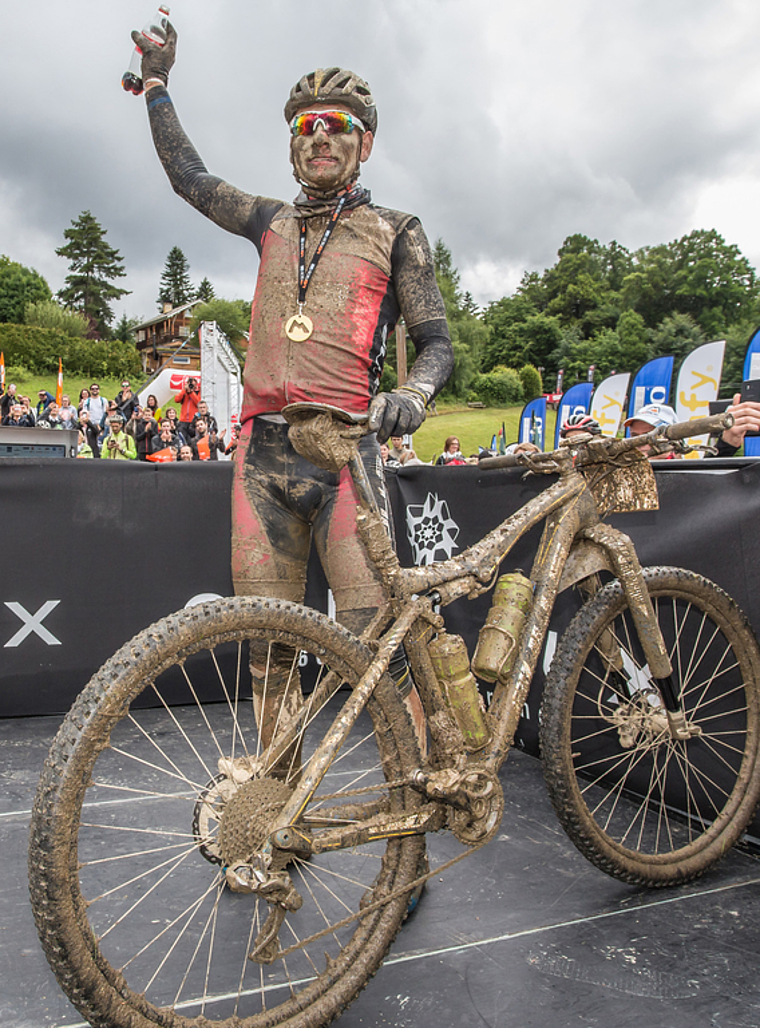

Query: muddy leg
left=249, top=641, right=304, bottom=781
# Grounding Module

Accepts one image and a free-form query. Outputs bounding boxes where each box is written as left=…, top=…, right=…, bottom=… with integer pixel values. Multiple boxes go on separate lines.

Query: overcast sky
left=4, top=0, right=760, bottom=325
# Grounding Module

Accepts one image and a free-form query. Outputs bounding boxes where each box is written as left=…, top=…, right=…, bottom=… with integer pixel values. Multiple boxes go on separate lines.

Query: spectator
left=177, top=443, right=195, bottom=462
left=20, top=396, right=35, bottom=424
left=36, top=389, right=55, bottom=419
left=37, top=402, right=65, bottom=429
left=78, top=409, right=101, bottom=457
left=174, top=376, right=200, bottom=438
left=76, top=429, right=94, bottom=458
left=77, top=388, right=90, bottom=412
left=224, top=423, right=242, bottom=456
left=380, top=442, right=401, bottom=468
left=163, top=406, right=186, bottom=446
left=190, top=399, right=218, bottom=439
left=389, top=434, right=411, bottom=464
left=82, top=383, right=109, bottom=434
left=0, top=383, right=18, bottom=419
left=59, top=394, right=79, bottom=430
left=435, top=436, right=466, bottom=465
left=150, top=419, right=179, bottom=460
left=134, top=407, right=158, bottom=461
left=560, top=413, right=602, bottom=440
left=144, top=393, right=162, bottom=422
left=101, top=414, right=137, bottom=459
left=623, top=403, right=680, bottom=459
left=191, top=417, right=225, bottom=460
left=711, top=393, right=760, bottom=456
left=2, top=402, right=35, bottom=427
left=115, top=380, right=139, bottom=423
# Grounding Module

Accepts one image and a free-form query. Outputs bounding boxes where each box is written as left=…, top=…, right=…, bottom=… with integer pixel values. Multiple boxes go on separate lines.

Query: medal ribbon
left=297, top=194, right=347, bottom=307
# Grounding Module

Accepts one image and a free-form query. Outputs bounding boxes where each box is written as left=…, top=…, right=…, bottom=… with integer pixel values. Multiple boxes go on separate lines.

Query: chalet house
left=134, top=301, right=203, bottom=375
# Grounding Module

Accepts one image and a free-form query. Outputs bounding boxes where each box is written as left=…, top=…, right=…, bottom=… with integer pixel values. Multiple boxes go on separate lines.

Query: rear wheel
left=29, top=597, right=424, bottom=1028
left=541, top=567, right=760, bottom=886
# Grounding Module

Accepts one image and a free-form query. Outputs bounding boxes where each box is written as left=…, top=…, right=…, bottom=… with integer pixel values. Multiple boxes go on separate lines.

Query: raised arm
left=134, top=22, right=278, bottom=241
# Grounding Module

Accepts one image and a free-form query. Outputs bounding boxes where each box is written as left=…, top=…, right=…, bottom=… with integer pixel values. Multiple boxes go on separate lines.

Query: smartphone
left=738, top=379, right=760, bottom=435
left=740, top=379, right=760, bottom=403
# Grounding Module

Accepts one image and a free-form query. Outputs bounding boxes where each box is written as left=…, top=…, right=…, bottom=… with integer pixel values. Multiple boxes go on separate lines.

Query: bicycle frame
left=249, top=444, right=676, bottom=869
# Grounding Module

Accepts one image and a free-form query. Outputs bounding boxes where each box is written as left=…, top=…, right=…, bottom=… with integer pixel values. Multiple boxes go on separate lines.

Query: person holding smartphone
left=712, top=383, right=760, bottom=455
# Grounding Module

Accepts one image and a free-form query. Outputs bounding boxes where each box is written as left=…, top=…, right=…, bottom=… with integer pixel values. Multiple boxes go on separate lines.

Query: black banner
left=2, top=457, right=759, bottom=731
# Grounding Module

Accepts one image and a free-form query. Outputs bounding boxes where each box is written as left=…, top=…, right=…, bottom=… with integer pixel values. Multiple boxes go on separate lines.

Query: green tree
left=25, top=299, right=89, bottom=337
left=649, top=312, right=706, bottom=364
left=113, top=312, right=141, bottom=345
left=196, top=276, right=215, bottom=302
left=158, top=246, right=194, bottom=310
left=190, top=298, right=251, bottom=347
left=433, top=239, right=487, bottom=397
left=0, top=256, right=51, bottom=323
left=56, top=211, right=129, bottom=337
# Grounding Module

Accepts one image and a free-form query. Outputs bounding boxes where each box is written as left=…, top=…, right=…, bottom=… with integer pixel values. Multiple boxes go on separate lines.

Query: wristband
left=396, top=385, right=429, bottom=407
left=144, top=78, right=166, bottom=91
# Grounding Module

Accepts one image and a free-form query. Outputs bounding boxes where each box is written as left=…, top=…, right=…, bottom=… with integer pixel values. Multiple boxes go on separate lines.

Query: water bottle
left=122, top=5, right=171, bottom=96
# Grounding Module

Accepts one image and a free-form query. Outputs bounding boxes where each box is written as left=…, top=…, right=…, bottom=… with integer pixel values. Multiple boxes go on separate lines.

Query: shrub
left=519, top=363, right=543, bottom=401
left=472, top=366, right=524, bottom=406
left=0, top=324, right=141, bottom=379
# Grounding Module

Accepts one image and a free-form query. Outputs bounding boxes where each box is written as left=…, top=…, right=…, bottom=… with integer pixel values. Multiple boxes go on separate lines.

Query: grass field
left=410, top=404, right=559, bottom=462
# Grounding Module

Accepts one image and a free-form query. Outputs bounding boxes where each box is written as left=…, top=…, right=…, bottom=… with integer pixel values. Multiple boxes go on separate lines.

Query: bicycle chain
left=273, top=833, right=487, bottom=962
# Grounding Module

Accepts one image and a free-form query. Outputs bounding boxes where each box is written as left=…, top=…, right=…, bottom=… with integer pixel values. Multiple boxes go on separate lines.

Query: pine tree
left=196, top=276, right=215, bottom=302
left=56, top=211, right=129, bottom=337
left=158, top=246, right=194, bottom=309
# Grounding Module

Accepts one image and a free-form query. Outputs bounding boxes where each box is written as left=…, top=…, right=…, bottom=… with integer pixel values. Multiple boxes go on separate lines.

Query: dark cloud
left=4, top=0, right=760, bottom=318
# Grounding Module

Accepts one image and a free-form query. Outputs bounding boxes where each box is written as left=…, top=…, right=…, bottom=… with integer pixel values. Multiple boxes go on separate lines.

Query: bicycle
left=29, top=404, right=760, bottom=1028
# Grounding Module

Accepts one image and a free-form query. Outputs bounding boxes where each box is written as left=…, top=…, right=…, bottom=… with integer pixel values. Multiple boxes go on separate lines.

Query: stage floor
left=3, top=712, right=760, bottom=1028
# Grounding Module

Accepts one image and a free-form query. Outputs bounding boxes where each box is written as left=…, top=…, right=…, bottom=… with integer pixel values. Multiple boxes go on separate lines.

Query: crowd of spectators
left=0, top=379, right=237, bottom=462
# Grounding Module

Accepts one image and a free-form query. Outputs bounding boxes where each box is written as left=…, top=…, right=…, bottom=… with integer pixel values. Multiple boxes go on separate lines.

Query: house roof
left=135, top=301, right=200, bottom=331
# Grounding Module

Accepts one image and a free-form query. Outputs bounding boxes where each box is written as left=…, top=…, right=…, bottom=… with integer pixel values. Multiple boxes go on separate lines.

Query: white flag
left=590, top=372, right=631, bottom=437
left=674, top=341, right=725, bottom=459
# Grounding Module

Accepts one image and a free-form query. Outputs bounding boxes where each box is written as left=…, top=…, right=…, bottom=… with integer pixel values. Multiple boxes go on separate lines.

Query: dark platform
left=3, top=714, right=760, bottom=1028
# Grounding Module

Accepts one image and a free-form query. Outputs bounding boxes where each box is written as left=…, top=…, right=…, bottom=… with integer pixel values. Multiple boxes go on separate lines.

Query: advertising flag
left=554, top=381, right=594, bottom=448
left=674, top=340, right=725, bottom=459
left=55, top=357, right=63, bottom=406
left=518, top=396, right=547, bottom=450
left=590, top=372, right=630, bottom=437
left=0, top=351, right=4, bottom=392
left=627, top=356, right=674, bottom=420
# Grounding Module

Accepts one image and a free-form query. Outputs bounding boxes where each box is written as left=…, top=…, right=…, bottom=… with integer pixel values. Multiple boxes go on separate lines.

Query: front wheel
left=541, top=567, right=760, bottom=886
left=29, top=597, right=424, bottom=1028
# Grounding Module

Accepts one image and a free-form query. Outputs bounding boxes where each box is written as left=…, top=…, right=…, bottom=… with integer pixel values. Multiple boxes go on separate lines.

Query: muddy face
left=290, top=103, right=373, bottom=195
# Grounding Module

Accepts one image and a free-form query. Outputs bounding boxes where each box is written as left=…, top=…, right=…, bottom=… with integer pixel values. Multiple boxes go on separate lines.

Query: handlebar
left=479, top=412, right=735, bottom=471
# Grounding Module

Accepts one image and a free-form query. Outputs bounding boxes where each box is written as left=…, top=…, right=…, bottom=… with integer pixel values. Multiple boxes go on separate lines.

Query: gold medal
left=285, top=312, right=314, bottom=342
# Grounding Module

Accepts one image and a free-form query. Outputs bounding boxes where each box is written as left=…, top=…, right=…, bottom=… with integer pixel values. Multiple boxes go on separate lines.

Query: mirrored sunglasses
left=290, top=110, right=365, bottom=137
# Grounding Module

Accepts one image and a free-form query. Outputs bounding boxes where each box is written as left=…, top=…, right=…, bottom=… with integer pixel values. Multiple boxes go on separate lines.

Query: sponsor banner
left=518, top=397, right=547, bottom=450
left=675, top=340, right=725, bottom=459
left=554, top=382, right=594, bottom=448
left=627, top=355, right=674, bottom=420
left=590, top=372, right=630, bottom=437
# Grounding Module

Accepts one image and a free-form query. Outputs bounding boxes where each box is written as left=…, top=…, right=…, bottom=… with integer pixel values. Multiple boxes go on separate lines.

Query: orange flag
left=146, top=447, right=177, bottom=463
left=196, top=436, right=211, bottom=460
left=56, top=357, right=63, bottom=406
left=0, top=352, right=5, bottom=392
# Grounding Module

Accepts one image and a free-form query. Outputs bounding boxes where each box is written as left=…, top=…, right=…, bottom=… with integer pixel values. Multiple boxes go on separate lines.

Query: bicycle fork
left=580, top=523, right=699, bottom=742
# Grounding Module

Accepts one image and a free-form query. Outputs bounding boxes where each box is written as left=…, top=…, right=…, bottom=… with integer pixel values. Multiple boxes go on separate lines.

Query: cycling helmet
left=284, top=68, right=378, bottom=135
left=560, top=412, right=601, bottom=437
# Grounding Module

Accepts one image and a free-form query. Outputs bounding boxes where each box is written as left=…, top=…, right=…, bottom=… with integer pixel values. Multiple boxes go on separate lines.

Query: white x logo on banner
left=4, top=600, right=62, bottom=647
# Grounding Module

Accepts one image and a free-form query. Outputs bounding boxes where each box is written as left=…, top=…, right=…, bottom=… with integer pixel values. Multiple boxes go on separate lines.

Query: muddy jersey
left=144, top=86, right=452, bottom=425
left=240, top=198, right=446, bottom=422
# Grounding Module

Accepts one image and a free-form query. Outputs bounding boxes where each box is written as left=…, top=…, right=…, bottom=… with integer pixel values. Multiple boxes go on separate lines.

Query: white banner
left=674, top=340, right=725, bottom=459
left=590, top=372, right=630, bottom=437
